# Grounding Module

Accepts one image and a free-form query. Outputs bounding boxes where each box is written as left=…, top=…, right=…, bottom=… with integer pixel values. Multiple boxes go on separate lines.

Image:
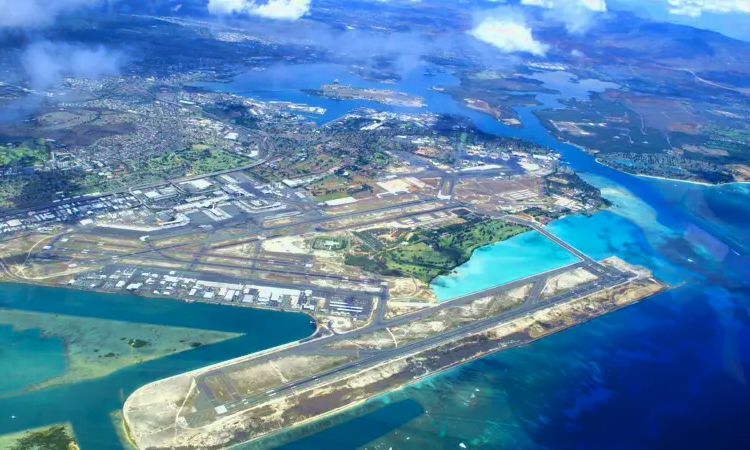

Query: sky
left=0, top=0, right=747, bottom=42
left=608, top=0, right=750, bottom=41
left=0, top=0, right=748, bottom=71
left=200, top=0, right=750, bottom=43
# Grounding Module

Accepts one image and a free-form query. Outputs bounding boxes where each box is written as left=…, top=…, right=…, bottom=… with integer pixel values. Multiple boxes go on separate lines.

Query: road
left=500, top=215, right=601, bottom=267
left=213, top=263, right=630, bottom=414
left=137, top=252, right=385, bottom=286
left=196, top=254, right=628, bottom=414
left=0, top=100, right=277, bottom=222
left=262, top=197, right=443, bottom=231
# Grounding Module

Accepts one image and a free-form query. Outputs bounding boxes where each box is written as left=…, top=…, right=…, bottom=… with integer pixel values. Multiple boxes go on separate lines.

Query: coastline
left=532, top=121, right=748, bottom=188
left=0, top=277, right=318, bottom=324
left=0, top=279, right=320, bottom=396
left=243, top=281, right=673, bottom=449
left=123, top=270, right=671, bottom=449
left=594, top=158, right=750, bottom=187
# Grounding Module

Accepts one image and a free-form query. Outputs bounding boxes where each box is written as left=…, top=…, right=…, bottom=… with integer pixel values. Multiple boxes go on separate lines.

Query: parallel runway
left=199, top=259, right=629, bottom=415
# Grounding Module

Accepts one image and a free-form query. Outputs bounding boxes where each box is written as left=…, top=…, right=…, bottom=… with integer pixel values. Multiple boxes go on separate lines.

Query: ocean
left=0, top=284, right=313, bottom=448
left=211, top=64, right=750, bottom=449
left=2, top=63, right=749, bottom=449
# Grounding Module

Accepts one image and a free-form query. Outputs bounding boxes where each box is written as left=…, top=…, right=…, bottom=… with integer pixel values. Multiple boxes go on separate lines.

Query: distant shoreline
left=595, top=158, right=750, bottom=187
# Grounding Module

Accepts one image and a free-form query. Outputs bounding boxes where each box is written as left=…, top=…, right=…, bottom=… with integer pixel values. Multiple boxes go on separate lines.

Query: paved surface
left=1, top=144, right=634, bottom=423
left=197, top=257, right=630, bottom=415
left=527, top=278, right=548, bottom=305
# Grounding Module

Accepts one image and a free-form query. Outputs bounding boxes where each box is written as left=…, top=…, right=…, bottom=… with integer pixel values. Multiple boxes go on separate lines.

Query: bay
left=5, top=61, right=750, bottom=450
left=203, top=63, right=750, bottom=449
left=431, top=231, right=580, bottom=302
left=0, top=284, right=313, bottom=449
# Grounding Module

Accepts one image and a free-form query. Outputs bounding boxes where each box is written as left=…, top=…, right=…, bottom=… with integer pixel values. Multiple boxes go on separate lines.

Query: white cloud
left=0, top=0, right=102, bottom=29
left=208, top=0, right=311, bottom=20
left=22, top=41, right=125, bottom=92
left=469, top=9, right=549, bottom=56
left=666, top=0, right=750, bottom=17
left=522, top=0, right=607, bottom=34
left=521, top=0, right=607, bottom=12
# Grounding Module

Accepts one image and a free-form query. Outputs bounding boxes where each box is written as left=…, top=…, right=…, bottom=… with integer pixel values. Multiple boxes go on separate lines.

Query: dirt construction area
left=540, top=267, right=598, bottom=299
left=330, top=284, right=531, bottom=350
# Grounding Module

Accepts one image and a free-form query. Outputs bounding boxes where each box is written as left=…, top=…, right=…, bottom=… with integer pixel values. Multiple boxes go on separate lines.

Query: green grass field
left=312, top=237, right=349, bottom=251
left=0, top=144, right=49, bottom=168
left=347, top=219, right=529, bottom=282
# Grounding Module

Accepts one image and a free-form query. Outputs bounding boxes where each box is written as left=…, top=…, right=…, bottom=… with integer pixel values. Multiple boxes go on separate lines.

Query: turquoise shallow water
left=0, top=284, right=313, bottom=448
left=0, top=325, right=66, bottom=396
left=431, top=231, right=580, bottom=302
left=218, top=64, right=750, bottom=449
left=5, top=62, right=750, bottom=449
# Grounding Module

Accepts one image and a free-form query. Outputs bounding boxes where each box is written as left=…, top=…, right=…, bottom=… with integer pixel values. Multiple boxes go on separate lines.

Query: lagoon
left=0, top=283, right=313, bottom=449
left=5, top=61, right=750, bottom=449
left=431, top=231, right=580, bottom=302
left=0, top=324, right=66, bottom=397
left=201, top=62, right=750, bottom=449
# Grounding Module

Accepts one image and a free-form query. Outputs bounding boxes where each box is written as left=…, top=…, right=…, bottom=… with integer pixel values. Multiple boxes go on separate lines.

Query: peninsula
left=123, top=256, right=666, bottom=449
left=0, top=63, right=655, bottom=450
left=304, top=84, right=425, bottom=107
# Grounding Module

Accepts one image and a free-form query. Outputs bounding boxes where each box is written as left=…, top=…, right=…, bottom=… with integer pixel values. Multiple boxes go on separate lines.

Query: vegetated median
left=345, top=218, right=529, bottom=283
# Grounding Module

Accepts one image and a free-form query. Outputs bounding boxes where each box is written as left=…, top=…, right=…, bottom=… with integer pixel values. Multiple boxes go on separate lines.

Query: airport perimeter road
left=216, top=270, right=628, bottom=414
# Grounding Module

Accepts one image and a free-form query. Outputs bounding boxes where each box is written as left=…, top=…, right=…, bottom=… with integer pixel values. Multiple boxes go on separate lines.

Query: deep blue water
left=211, top=64, right=750, bottom=449
left=3, top=63, right=750, bottom=449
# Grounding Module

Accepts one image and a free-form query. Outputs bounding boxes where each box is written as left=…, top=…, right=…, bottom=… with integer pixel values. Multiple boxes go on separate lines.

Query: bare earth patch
left=540, top=267, right=598, bottom=299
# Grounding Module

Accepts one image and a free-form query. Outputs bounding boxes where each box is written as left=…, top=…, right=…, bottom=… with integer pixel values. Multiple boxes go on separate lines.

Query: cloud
left=522, top=0, right=607, bottom=33
left=21, top=41, right=125, bottom=92
left=469, top=8, right=548, bottom=56
left=207, top=0, right=311, bottom=20
left=666, top=0, right=750, bottom=17
left=1, top=40, right=125, bottom=121
left=0, top=0, right=102, bottom=29
left=521, top=0, right=607, bottom=11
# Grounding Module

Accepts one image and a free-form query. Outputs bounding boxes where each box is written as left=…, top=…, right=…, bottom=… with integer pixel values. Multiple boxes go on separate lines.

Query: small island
left=304, top=83, right=425, bottom=107
left=0, top=424, right=79, bottom=450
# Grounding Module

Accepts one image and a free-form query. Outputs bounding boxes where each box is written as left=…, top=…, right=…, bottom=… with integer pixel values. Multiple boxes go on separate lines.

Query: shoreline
left=595, top=158, right=750, bottom=187
left=0, top=279, right=321, bottom=399
left=124, top=270, right=671, bottom=449
left=250, top=281, right=672, bottom=448
left=0, top=277, right=318, bottom=324
left=530, top=123, right=749, bottom=188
